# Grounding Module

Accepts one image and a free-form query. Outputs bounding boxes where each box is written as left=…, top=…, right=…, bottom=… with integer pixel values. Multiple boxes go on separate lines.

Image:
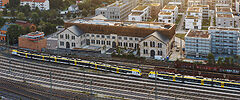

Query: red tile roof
left=21, top=0, right=46, bottom=3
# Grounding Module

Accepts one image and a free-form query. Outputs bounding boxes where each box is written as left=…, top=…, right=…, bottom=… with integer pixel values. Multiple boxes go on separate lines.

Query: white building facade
left=128, top=5, right=150, bottom=21
left=20, top=0, right=50, bottom=10
left=185, top=30, right=211, bottom=58
left=161, top=5, right=178, bottom=23
left=158, top=12, right=174, bottom=24
left=185, top=7, right=203, bottom=30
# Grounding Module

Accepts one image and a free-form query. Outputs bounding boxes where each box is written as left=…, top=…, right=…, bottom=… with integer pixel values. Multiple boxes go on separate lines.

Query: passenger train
left=148, top=71, right=240, bottom=89
left=11, top=49, right=142, bottom=76
left=12, top=49, right=240, bottom=89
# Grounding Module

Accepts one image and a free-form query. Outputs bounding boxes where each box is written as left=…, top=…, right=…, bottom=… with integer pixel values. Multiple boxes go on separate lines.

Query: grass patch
left=175, top=33, right=186, bottom=40
left=202, top=27, right=208, bottom=30
left=202, top=18, right=210, bottom=26
left=175, top=15, right=182, bottom=25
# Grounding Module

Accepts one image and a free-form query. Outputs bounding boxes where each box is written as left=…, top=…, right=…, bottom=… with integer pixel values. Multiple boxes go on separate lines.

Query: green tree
left=10, top=9, right=16, bottom=16
left=7, top=0, right=20, bottom=9
left=3, top=8, right=7, bottom=16
left=17, top=12, right=25, bottom=20
left=0, top=17, right=6, bottom=27
left=31, top=12, right=40, bottom=25
left=207, top=53, right=215, bottom=65
left=217, top=57, right=223, bottom=65
left=6, top=24, right=23, bottom=45
left=224, top=57, right=230, bottom=65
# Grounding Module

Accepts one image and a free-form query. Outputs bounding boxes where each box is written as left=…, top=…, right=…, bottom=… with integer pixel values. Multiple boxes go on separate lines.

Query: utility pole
left=50, top=71, right=53, bottom=100
left=155, top=70, right=157, bottom=100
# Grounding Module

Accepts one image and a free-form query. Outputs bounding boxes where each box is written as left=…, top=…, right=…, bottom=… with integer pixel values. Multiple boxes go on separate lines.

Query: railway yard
left=0, top=53, right=240, bottom=100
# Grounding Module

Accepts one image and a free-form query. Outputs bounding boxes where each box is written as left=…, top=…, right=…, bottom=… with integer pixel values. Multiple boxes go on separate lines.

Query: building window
left=60, top=35, right=63, bottom=39
left=143, top=42, right=148, bottom=47
left=72, top=43, right=76, bottom=47
left=118, top=37, right=122, bottom=40
left=158, top=43, right=162, bottom=48
left=129, top=43, right=133, bottom=47
left=158, top=51, right=162, bottom=55
left=150, top=41, right=155, bottom=47
left=86, top=34, right=89, bottom=37
left=60, top=41, right=64, bottom=46
left=124, top=42, right=128, bottom=47
left=107, top=36, right=110, bottom=39
left=129, top=38, right=133, bottom=40
left=124, top=37, right=127, bottom=40
left=96, top=40, right=100, bottom=44
left=101, top=35, right=105, bottom=38
left=101, top=40, right=105, bottom=45
left=96, top=35, right=100, bottom=38
left=72, top=36, right=75, bottom=40
left=91, top=40, right=95, bottom=44
left=144, top=49, right=148, bottom=54
left=107, top=41, right=111, bottom=45
left=118, top=42, right=122, bottom=46
left=135, top=38, right=139, bottom=41
left=112, top=36, right=116, bottom=39
left=91, top=34, right=95, bottom=37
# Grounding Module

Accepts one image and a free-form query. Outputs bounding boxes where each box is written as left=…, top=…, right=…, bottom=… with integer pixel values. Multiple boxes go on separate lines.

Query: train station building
left=57, top=18, right=176, bottom=58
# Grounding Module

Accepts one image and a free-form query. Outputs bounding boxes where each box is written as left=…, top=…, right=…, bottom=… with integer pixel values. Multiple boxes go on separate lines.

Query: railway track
left=0, top=56, right=240, bottom=100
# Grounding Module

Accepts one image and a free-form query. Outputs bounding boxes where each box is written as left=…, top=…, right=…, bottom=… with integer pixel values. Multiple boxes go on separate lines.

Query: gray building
left=95, top=0, right=138, bottom=20
left=209, top=26, right=240, bottom=55
left=185, top=30, right=211, bottom=58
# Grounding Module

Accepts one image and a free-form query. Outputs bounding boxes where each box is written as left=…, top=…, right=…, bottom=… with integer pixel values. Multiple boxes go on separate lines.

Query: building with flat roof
left=185, top=30, right=211, bottom=58
left=192, top=5, right=209, bottom=19
left=20, top=0, right=50, bottom=10
left=162, top=5, right=178, bottom=22
left=19, top=31, right=47, bottom=51
left=128, top=5, right=150, bottom=21
left=60, top=18, right=176, bottom=58
left=216, top=13, right=234, bottom=27
left=158, top=11, right=174, bottom=24
left=209, top=26, right=240, bottom=55
left=95, top=0, right=138, bottom=20
left=185, top=7, right=203, bottom=29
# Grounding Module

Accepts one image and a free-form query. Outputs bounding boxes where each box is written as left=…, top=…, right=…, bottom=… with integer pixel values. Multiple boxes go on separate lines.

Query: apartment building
left=145, top=3, right=161, bottom=19
left=185, top=7, right=203, bottom=29
left=20, top=0, right=50, bottom=10
left=185, top=30, right=211, bottom=58
left=236, top=0, right=240, bottom=14
left=59, top=18, right=176, bottom=58
left=209, top=26, right=239, bottom=55
left=192, top=5, right=209, bottom=19
left=215, top=7, right=234, bottom=27
left=161, top=5, right=178, bottom=22
left=128, top=5, right=150, bottom=21
left=158, top=11, right=174, bottom=24
left=95, top=0, right=138, bottom=20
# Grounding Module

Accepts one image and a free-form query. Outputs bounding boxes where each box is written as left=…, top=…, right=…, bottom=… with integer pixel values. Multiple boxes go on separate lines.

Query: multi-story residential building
left=145, top=3, right=161, bottom=19
left=236, top=0, right=240, bottom=14
left=188, top=0, right=202, bottom=7
left=158, top=11, right=174, bottom=24
left=59, top=18, right=176, bottom=58
left=216, top=13, right=234, bottom=27
left=185, top=30, right=211, bottom=58
left=215, top=7, right=232, bottom=14
left=168, top=2, right=182, bottom=12
left=161, top=5, right=178, bottom=22
left=95, top=0, right=138, bottom=20
left=234, top=14, right=240, bottom=28
left=209, top=26, right=239, bottom=55
left=192, top=5, right=209, bottom=19
left=128, top=5, right=149, bottom=21
left=185, top=7, right=203, bottom=29
left=20, top=0, right=50, bottom=10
